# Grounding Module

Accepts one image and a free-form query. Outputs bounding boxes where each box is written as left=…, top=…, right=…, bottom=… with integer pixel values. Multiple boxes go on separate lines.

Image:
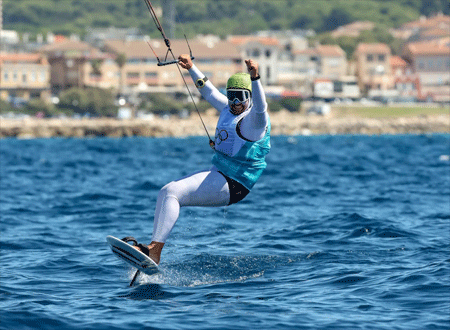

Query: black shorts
left=218, top=171, right=250, bottom=205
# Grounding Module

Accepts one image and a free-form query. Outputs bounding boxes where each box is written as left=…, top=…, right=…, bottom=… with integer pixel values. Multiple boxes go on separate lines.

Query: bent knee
left=158, top=181, right=181, bottom=200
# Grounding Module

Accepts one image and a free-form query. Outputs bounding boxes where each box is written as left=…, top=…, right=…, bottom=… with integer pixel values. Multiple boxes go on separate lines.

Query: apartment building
left=354, top=43, right=393, bottom=94
left=402, top=13, right=450, bottom=42
left=0, top=53, right=50, bottom=101
left=403, top=38, right=450, bottom=102
left=390, top=55, right=421, bottom=100
left=228, top=36, right=279, bottom=85
left=315, top=45, right=347, bottom=79
left=39, top=40, right=105, bottom=93
left=103, top=38, right=242, bottom=94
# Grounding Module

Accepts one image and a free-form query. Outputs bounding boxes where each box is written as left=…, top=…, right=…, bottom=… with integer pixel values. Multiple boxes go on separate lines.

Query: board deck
left=106, top=235, right=159, bottom=276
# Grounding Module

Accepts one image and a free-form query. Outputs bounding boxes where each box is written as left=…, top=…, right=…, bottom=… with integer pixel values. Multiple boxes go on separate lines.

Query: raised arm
left=240, top=59, right=269, bottom=142
left=179, top=55, right=228, bottom=112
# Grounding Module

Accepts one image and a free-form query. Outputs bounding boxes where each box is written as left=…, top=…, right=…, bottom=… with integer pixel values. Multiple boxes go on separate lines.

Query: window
left=418, top=61, right=425, bottom=70
left=333, top=80, right=343, bottom=92
left=367, top=54, right=374, bottom=62
left=428, top=59, right=435, bottom=71
left=266, top=66, right=271, bottom=80
left=145, top=72, right=157, bottom=78
left=127, top=72, right=139, bottom=78
left=127, top=58, right=140, bottom=64
left=265, top=49, right=271, bottom=58
left=13, top=71, right=18, bottom=82
left=22, top=73, right=27, bottom=83
left=252, top=49, right=260, bottom=57
left=3, top=71, right=8, bottom=81
left=328, top=58, right=341, bottom=67
left=378, top=54, right=385, bottom=62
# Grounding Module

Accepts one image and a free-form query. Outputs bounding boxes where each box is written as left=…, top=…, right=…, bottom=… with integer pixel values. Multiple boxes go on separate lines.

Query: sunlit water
left=1, top=135, right=449, bottom=329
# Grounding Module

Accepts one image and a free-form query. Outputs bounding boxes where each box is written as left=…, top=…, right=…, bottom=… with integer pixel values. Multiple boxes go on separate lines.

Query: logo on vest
left=215, top=129, right=228, bottom=145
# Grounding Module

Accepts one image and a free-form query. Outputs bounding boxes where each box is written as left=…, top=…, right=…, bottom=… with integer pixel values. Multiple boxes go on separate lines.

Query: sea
left=1, top=134, right=449, bottom=330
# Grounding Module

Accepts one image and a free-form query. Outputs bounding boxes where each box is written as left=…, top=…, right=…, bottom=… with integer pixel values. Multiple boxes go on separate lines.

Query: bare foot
left=133, top=241, right=164, bottom=265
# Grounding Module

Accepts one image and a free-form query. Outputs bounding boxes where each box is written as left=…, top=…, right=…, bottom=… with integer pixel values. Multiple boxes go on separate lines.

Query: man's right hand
left=178, top=54, right=193, bottom=70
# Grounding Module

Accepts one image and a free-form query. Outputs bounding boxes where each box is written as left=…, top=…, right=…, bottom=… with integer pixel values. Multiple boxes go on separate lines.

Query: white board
left=106, top=235, right=159, bottom=276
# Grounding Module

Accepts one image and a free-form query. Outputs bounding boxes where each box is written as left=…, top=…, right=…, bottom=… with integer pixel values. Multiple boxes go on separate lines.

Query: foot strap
left=136, top=243, right=150, bottom=257
left=121, top=236, right=138, bottom=246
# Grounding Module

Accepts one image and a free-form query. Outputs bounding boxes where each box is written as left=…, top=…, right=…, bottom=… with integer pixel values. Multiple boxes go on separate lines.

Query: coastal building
left=391, top=55, right=421, bottom=101
left=39, top=40, right=106, bottom=94
left=277, top=44, right=348, bottom=97
left=390, top=13, right=450, bottom=41
left=0, top=52, right=51, bottom=102
left=354, top=43, right=393, bottom=95
left=103, top=38, right=242, bottom=94
left=85, top=27, right=145, bottom=48
left=315, top=45, right=347, bottom=79
left=228, top=36, right=280, bottom=85
left=402, top=38, right=450, bottom=102
left=278, top=48, right=316, bottom=95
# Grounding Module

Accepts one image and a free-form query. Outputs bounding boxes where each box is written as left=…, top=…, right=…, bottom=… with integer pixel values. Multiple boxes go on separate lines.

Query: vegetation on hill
left=4, top=0, right=449, bottom=38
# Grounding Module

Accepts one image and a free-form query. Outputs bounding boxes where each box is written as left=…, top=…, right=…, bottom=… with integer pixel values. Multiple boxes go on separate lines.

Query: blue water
left=1, top=135, right=449, bottom=330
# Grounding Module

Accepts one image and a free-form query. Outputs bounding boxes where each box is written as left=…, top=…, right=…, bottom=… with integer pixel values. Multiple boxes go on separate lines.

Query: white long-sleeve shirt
left=188, top=65, right=269, bottom=142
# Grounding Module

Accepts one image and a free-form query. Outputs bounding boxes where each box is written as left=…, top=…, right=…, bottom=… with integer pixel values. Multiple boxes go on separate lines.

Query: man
left=132, top=55, right=270, bottom=264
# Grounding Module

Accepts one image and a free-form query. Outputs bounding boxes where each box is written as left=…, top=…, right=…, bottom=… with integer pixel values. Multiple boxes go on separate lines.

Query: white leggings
left=151, top=166, right=230, bottom=242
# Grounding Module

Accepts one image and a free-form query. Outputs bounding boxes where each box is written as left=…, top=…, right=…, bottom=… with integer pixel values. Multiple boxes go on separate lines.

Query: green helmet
left=227, top=73, right=252, bottom=92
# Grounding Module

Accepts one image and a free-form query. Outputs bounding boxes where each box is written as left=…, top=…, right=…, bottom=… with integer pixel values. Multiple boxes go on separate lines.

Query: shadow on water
left=118, top=283, right=180, bottom=300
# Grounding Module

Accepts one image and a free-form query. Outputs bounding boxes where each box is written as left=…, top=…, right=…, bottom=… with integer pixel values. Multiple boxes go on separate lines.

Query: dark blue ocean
left=1, top=135, right=449, bottom=330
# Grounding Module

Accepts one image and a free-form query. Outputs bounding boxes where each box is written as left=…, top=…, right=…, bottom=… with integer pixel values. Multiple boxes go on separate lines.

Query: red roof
left=0, top=53, right=48, bottom=65
left=390, top=55, right=407, bottom=67
left=356, top=43, right=391, bottom=54
left=228, top=36, right=279, bottom=46
left=406, top=39, right=450, bottom=55
left=316, top=45, right=345, bottom=57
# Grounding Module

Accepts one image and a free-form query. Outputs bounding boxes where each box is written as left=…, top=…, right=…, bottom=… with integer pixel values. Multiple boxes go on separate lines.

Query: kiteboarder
left=133, top=56, right=270, bottom=264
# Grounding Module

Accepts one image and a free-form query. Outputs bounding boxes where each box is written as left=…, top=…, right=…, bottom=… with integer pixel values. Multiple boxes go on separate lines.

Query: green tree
left=90, top=58, right=103, bottom=76
left=0, top=100, right=16, bottom=114
left=58, top=87, right=117, bottom=117
left=322, top=8, right=354, bottom=32
left=115, top=53, right=127, bottom=96
left=25, top=99, right=57, bottom=117
left=420, top=0, right=450, bottom=15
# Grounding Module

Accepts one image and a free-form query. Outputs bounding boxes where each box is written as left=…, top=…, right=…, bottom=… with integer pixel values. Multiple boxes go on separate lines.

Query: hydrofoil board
left=106, top=235, right=159, bottom=276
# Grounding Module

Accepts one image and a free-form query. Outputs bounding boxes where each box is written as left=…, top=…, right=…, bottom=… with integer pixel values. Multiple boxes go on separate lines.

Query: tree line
left=4, top=0, right=449, bottom=38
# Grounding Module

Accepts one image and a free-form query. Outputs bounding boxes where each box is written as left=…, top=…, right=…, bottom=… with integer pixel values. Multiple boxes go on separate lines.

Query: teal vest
left=212, top=108, right=271, bottom=190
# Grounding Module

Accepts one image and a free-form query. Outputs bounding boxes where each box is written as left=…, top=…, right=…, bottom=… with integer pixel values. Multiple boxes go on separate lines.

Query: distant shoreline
left=1, top=110, right=449, bottom=139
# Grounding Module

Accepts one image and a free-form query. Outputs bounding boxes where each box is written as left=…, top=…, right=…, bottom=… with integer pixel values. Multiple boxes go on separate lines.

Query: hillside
left=4, top=0, right=449, bottom=38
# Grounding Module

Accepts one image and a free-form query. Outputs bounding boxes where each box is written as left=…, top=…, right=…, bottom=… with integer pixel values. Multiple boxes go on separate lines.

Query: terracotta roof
left=39, top=41, right=99, bottom=53
left=314, top=78, right=332, bottom=83
left=104, top=39, right=241, bottom=59
left=390, top=55, right=407, bottom=67
left=406, top=39, right=450, bottom=55
left=316, top=45, right=345, bottom=57
left=422, top=28, right=450, bottom=37
left=403, top=14, right=450, bottom=30
left=355, top=43, right=391, bottom=54
left=0, top=52, right=48, bottom=65
left=228, top=36, right=279, bottom=46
